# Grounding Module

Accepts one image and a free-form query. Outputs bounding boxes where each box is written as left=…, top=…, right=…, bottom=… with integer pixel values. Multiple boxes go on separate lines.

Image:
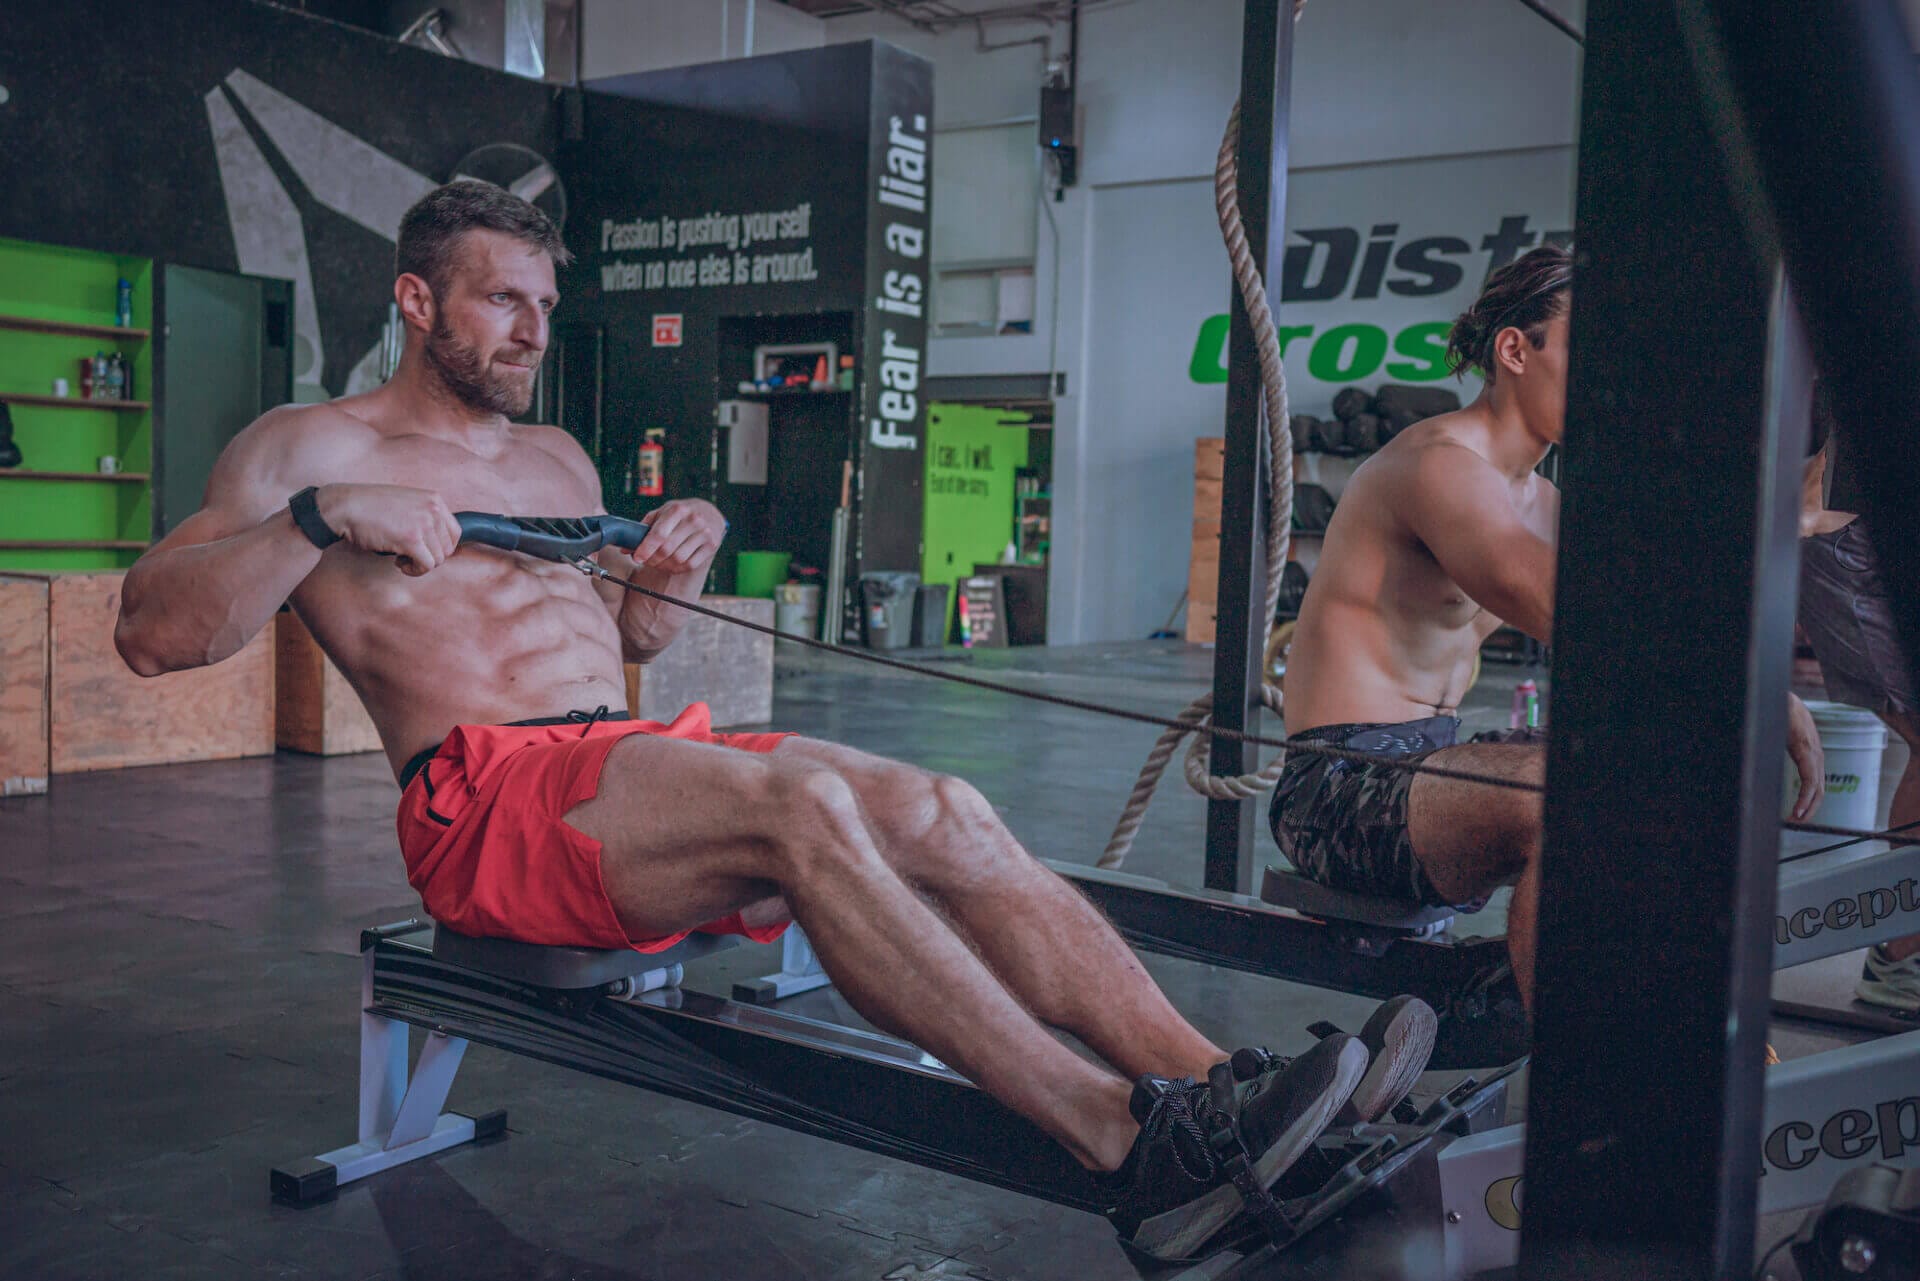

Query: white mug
left=51, top=377, right=69, bottom=397
left=97, top=455, right=119, bottom=475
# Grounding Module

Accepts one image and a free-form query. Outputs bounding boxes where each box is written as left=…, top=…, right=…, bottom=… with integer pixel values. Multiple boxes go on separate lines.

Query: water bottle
left=115, top=278, right=133, bottom=328
left=1511, top=678, right=1540, bottom=730
left=1512, top=679, right=1543, bottom=729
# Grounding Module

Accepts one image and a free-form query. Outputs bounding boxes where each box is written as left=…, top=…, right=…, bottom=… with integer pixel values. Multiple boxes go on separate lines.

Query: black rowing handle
left=453, top=512, right=651, bottom=562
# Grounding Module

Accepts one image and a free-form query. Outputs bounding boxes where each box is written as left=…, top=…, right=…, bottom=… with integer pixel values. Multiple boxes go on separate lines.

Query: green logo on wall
left=1188, top=316, right=1457, bottom=386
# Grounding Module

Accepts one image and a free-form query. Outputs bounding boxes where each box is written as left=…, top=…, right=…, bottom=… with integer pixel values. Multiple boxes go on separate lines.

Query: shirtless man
left=1273, top=244, right=1825, bottom=1011
left=111, top=181, right=1439, bottom=1261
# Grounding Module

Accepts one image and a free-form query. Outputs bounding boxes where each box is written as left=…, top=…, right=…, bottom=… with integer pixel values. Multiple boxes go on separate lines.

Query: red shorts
left=395, top=705, right=792, bottom=953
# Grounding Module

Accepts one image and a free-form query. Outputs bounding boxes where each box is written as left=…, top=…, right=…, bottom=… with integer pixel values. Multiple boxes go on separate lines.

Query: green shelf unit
left=0, top=236, right=154, bottom=572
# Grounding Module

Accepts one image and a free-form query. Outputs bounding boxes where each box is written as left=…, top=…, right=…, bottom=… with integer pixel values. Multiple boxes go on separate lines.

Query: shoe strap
left=1203, top=1064, right=1299, bottom=1246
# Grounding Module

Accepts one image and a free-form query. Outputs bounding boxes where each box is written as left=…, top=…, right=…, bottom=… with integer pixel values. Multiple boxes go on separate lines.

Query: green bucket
left=734, top=550, right=793, bottom=599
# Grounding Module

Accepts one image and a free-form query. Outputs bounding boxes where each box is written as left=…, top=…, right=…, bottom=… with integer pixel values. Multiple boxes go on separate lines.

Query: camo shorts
left=1269, top=716, right=1543, bottom=910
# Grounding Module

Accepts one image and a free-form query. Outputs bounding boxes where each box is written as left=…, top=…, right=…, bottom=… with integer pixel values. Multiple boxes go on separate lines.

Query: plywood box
left=1188, top=437, right=1314, bottom=645
left=1188, top=438, right=1225, bottom=644
left=44, top=572, right=275, bottom=773
left=0, top=576, right=51, bottom=795
left=624, top=596, right=775, bottom=729
left=276, top=610, right=382, bottom=756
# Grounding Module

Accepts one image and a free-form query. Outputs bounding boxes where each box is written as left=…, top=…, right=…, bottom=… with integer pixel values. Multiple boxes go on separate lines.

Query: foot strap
left=1205, top=1064, right=1299, bottom=1246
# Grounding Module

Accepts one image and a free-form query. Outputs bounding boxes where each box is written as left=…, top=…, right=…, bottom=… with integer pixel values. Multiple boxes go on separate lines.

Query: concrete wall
left=581, top=0, right=824, bottom=78
left=824, top=0, right=1587, bottom=642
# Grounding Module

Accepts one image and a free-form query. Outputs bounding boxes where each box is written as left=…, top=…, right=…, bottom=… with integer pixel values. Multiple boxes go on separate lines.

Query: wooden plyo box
left=0, top=575, right=51, bottom=794
left=275, top=610, right=382, bottom=756
left=624, top=596, right=775, bottom=728
left=1187, top=438, right=1225, bottom=644
left=1, top=572, right=276, bottom=776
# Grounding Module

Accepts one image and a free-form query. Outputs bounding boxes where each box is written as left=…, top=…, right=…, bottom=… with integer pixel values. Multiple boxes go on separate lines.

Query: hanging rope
left=1099, top=96, right=1297, bottom=869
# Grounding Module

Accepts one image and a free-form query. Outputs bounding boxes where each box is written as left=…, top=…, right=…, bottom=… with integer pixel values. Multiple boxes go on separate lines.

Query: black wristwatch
left=288, top=486, right=342, bottom=550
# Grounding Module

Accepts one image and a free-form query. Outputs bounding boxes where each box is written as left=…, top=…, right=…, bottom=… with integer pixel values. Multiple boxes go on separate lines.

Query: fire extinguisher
left=637, top=428, right=666, bottom=497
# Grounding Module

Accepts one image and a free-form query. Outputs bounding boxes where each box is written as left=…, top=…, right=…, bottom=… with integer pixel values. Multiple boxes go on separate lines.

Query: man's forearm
left=617, top=562, right=709, bottom=662
left=117, top=508, right=322, bottom=675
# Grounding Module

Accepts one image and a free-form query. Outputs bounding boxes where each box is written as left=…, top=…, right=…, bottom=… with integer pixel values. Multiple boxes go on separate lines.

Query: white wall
left=824, top=0, right=1587, bottom=642
left=582, top=0, right=824, bottom=78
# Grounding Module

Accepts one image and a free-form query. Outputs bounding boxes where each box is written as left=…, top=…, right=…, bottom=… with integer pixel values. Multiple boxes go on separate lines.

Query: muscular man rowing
left=114, top=180, right=1431, bottom=1260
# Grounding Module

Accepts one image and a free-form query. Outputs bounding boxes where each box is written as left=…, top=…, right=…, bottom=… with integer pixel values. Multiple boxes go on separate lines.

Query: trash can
left=859, top=571, right=920, bottom=649
left=912, top=583, right=950, bottom=648
left=774, top=581, right=822, bottom=642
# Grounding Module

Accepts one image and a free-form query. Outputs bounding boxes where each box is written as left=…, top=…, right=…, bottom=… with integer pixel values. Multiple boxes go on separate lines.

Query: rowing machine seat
left=1260, top=866, right=1456, bottom=934
left=431, top=925, right=741, bottom=989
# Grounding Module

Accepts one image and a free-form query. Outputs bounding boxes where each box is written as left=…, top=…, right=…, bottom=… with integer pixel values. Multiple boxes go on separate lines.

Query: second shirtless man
left=1271, top=245, right=1825, bottom=1010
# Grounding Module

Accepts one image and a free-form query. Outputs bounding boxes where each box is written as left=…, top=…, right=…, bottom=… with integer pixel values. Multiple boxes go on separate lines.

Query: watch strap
left=289, top=486, right=341, bottom=550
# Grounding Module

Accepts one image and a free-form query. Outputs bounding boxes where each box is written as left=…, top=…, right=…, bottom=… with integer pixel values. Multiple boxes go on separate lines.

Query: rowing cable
left=575, top=558, right=1917, bottom=852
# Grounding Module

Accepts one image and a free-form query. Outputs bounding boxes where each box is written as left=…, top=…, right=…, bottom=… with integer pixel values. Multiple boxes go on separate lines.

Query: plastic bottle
left=115, top=278, right=133, bottom=328
left=1511, top=678, right=1540, bottom=730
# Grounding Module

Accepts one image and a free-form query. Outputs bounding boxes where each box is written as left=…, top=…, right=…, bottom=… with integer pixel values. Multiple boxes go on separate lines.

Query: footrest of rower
left=1261, top=866, right=1455, bottom=933
left=430, top=925, right=742, bottom=990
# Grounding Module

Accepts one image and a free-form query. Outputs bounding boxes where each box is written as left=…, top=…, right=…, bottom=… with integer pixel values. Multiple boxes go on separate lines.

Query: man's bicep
left=143, top=423, right=300, bottom=555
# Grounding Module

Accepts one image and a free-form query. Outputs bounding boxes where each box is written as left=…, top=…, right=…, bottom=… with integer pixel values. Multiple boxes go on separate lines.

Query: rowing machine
left=274, top=917, right=1518, bottom=1274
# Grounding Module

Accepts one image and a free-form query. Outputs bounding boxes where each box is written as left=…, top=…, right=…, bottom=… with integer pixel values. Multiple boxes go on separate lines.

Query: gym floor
left=0, top=643, right=1880, bottom=1279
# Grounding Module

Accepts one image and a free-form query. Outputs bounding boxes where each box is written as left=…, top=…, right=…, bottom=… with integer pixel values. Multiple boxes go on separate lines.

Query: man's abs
left=292, top=543, right=629, bottom=778
left=1283, top=596, right=1488, bottom=733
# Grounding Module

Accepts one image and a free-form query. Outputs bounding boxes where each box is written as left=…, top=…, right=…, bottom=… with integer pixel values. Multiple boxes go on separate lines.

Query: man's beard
left=424, top=319, right=538, bottom=417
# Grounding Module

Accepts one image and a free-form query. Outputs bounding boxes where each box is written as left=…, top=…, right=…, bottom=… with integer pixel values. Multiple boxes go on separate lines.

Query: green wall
left=921, top=403, right=1029, bottom=640
left=0, top=237, right=154, bottom=571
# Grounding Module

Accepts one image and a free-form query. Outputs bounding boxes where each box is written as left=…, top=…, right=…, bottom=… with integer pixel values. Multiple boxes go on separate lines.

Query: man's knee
left=931, top=774, right=999, bottom=834
left=762, top=767, right=874, bottom=877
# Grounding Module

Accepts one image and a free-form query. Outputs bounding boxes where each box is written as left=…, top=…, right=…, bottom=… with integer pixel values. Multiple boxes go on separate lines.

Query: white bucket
left=1785, top=700, right=1888, bottom=829
left=774, top=582, right=822, bottom=642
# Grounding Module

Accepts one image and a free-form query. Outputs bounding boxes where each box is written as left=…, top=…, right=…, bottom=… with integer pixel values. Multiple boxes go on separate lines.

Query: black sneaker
left=1231, top=994, right=1437, bottom=1125
left=1103, top=1033, right=1366, bottom=1260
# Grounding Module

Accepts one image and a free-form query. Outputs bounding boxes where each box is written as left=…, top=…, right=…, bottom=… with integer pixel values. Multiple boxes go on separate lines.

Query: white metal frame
left=733, top=926, right=831, bottom=1004
left=1435, top=1030, right=1920, bottom=1278
left=277, top=944, right=686, bottom=1197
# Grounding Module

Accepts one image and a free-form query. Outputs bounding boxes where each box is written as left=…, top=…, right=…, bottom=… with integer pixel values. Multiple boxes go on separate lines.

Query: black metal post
left=1205, top=0, right=1293, bottom=895
left=1518, top=3, right=1806, bottom=1276
left=1688, top=0, right=1920, bottom=678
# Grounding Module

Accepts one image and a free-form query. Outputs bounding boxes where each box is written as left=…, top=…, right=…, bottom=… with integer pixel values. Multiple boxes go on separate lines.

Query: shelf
left=0, top=469, right=150, bottom=483
left=1, top=393, right=150, bottom=412
left=0, top=539, right=148, bottom=550
left=0, top=313, right=151, bottom=342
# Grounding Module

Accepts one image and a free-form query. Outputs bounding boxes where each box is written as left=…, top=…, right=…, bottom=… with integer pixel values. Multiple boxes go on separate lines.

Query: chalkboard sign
left=959, top=575, right=1010, bottom=648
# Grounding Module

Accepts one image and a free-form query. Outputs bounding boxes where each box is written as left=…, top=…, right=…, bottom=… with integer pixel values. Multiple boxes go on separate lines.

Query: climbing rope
left=1099, top=94, right=1297, bottom=869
